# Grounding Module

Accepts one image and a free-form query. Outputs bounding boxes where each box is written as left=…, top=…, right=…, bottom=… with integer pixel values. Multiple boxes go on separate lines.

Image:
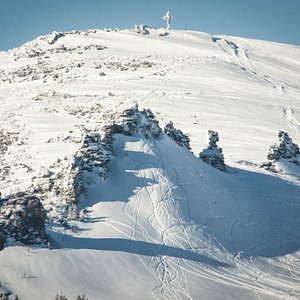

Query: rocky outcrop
left=39, top=132, right=111, bottom=214
left=112, top=104, right=162, bottom=139
left=267, top=131, right=300, bottom=161
left=0, top=192, right=47, bottom=246
left=101, top=125, right=115, bottom=152
left=260, top=131, right=299, bottom=172
left=164, top=121, right=191, bottom=150
left=73, top=133, right=110, bottom=176
left=134, top=24, right=149, bottom=35
left=199, top=130, right=225, bottom=171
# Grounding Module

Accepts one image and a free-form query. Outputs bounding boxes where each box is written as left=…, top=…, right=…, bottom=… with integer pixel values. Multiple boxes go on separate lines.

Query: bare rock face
left=164, top=121, right=191, bottom=150
left=199, top=130, right=225, bottom=171
left=0, top=192, right=47, bottom=247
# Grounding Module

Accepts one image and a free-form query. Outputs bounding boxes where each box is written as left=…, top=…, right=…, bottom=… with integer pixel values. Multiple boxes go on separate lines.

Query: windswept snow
left=0, top=28, right=300, bottom=300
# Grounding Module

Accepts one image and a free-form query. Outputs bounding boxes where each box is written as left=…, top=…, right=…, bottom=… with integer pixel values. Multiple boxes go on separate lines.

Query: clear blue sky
left=0, top=0, right=299, bottom=50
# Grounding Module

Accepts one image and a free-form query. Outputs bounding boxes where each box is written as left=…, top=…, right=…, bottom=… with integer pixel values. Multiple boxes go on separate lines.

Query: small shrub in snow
left=53, top=293, right=88, bottom=300
left=76, top=294, right=88, bottom=300
left=199, top=130, right=225, bottom=171
left=55, top=293, right=68, bottom=300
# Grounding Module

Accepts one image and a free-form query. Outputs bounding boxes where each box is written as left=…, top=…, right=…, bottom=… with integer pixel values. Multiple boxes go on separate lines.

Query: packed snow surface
left=0, top=28, right=300, bottom=299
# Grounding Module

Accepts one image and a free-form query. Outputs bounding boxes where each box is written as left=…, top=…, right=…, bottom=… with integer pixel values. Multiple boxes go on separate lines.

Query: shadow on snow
left=49, top=231, right=230, bottom=268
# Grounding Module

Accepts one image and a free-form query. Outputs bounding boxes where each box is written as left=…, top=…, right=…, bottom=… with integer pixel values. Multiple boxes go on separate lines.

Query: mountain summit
left=0, top=28, right=300, bottom=300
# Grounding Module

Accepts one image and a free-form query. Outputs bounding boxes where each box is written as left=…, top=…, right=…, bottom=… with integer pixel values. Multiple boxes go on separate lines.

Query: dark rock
left=259, top=161, right=277, bottom=173
left=164, top=121, right=191, bottom=150
left=101, top=125, right=115, bottom=152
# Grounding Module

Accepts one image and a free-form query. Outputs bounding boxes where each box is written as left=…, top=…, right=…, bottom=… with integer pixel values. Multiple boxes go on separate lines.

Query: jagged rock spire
left=199, top=130, right=225, bottom=171
left=164, top=121, right=191, bottom=150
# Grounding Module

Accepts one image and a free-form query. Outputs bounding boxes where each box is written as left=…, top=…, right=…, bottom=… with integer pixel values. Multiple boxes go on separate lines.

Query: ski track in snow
left=283, top=108, right=300, bottom=135
left=122, top=137, right=300, bottom=300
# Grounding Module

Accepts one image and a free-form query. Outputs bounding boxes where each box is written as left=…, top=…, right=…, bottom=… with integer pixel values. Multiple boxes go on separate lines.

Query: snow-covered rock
left=33, top=132, right=111, bottom=220
left=267, top=131, right=300, bottom=161
left=113, top=104, right=162, bottom=139
left=0, top=192, right=47, bottom=247
left=261, top=131, right=300, bottom=172
left=0, top=129, right=18, bottom=155
left=199, top=130, right=225, bottom=171
left=134, top=24, right=149, bottom=35
left=164, top=121, right=191, bottom=150
left=47, top=31, right=64, bottom=45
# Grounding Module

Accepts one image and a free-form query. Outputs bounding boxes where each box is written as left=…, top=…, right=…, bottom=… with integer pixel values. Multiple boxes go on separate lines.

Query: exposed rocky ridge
left=199, top=130, right=225, bottom=171
left=32, top=132, right=111, bottom=221
left=164, top=121, right=191, bottom=150
left=112, top=104, right=162, bottom=139
left=0, top=105, right=204, bottom=249
left=0, top=192, right=47, bottom=248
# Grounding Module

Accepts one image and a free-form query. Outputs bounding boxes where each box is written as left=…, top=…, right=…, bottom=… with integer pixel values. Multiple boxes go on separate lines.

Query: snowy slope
left=0, top=28, right=300, bottom=300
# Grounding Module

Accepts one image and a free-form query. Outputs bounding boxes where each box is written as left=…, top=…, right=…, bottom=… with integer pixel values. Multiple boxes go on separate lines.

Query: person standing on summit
left=163, top=11, right=173, bottom=30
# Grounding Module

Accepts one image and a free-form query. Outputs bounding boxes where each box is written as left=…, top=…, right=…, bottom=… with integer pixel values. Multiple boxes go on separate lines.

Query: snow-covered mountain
left=0, top=27, right=300, bottom=300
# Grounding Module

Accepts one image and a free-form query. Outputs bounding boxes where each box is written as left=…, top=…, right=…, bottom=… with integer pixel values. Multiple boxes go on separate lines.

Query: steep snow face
left=0, top=28, right=300, bottom=300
